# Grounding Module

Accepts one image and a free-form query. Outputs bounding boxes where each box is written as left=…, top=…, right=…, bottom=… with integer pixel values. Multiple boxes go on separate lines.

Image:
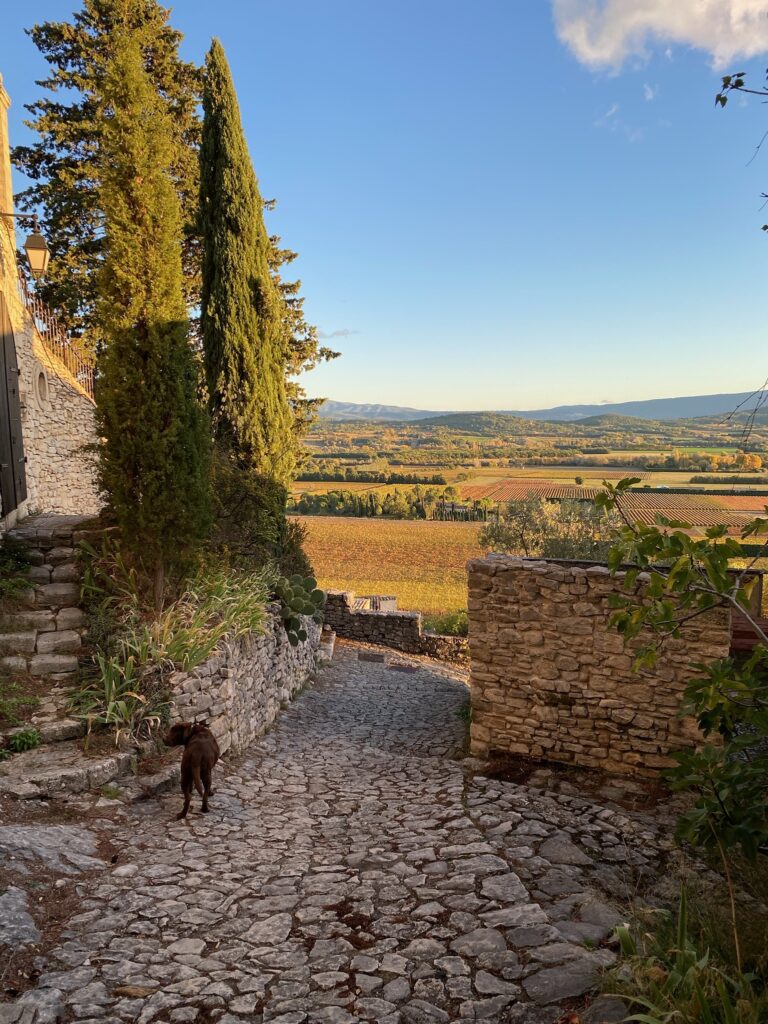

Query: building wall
left=0, top=73, right=100, bottom=527
left=468, top=555, right=730, bottom=776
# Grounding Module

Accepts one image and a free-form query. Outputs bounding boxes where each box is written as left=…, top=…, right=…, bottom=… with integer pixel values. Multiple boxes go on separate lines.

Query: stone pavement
left=0, top=642, right=666, bottom=1024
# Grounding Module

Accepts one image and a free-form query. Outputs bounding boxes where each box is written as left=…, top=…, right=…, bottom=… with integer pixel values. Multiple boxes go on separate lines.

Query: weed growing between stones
left=0, top=676, right=40, bottom=730
left=0, top=537, right=31, bottom=605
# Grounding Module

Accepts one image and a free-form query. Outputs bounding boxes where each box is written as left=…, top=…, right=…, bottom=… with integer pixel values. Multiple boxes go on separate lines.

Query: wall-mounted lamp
left=0, top=211, right=51, bottom=280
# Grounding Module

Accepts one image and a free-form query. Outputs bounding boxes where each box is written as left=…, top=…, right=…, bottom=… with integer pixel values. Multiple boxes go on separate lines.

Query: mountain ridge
left=318, top=392, right=759, bottom=423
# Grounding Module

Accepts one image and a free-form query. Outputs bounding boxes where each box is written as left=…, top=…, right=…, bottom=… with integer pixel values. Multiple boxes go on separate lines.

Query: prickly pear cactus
left=273, top=575, right=326, bottom=647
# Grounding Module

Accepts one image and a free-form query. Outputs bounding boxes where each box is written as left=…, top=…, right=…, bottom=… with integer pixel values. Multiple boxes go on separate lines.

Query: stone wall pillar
left=468, top=555, right=731, bottom=776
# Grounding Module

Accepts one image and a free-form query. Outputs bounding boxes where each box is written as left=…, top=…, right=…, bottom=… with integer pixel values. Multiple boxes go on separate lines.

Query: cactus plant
left=273, top=575, right=326, bottom=646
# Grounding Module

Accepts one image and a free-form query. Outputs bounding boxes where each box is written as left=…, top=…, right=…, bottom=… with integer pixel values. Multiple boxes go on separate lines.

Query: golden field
left=297, top=516, right=483, bottom=614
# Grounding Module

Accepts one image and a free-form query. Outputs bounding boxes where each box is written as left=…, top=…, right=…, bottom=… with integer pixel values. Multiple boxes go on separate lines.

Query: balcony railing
left=17, top=273, right=95, bottom=401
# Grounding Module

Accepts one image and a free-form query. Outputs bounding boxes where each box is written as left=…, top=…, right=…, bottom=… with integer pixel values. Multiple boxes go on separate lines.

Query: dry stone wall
left=167, top=610, right=321, bottom=756
left=468, top=555, right=731, bottom=776
left=324, top=590, right=467, bottom=661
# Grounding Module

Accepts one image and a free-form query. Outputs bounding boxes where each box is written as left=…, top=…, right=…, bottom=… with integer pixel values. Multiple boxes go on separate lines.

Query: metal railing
left=17, top=273, right=95, bottom=401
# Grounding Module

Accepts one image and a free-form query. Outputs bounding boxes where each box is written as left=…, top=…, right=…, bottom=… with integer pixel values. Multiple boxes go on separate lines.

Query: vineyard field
left=297, top=516, right=483, bottom=614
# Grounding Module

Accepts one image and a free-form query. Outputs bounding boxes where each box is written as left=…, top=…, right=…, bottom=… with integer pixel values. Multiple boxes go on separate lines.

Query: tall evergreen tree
left=199, top=39, right=295, bottom=484
left=95, top=14, right=210, bottom=607
left=12, top=0, right=200, bottom=342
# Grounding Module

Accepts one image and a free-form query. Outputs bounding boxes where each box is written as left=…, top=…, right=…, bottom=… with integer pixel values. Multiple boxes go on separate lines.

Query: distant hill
left=317, top=392, right=760, bottom=423
left=413, top=412, right=539, bottom=434
left=510, top=393, right=758, bottom=422
left=317, top=401, right=445, bottom=422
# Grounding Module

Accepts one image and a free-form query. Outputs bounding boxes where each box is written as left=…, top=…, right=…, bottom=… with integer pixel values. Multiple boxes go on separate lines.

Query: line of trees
left=291, top=487, right=447, bottom=519
left=14, top=0, right=335, bottom=603
left=296, top=470, right=447, bottom=485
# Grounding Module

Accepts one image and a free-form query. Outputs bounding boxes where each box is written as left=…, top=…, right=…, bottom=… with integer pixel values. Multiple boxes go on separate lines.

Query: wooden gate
left=0, top=292, right=27, bottom=517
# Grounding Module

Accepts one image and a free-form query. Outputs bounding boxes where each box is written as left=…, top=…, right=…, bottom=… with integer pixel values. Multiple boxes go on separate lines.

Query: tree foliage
left=12, top=0, right=201, bottom=342
left=597, top=478, right=768, bottom=861
left=199, top=39, right=296, bottom=483
left=479, top=495, right=620, bottom=560
left=95, top=17, right=210, bottom=606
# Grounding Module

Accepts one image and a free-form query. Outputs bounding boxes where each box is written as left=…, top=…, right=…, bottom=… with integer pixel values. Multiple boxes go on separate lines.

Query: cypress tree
left=199, top=39, right=295, bottom=484
left=12, top=0, right=200, bottom=342
left=95, top=16, right=210, bottom=607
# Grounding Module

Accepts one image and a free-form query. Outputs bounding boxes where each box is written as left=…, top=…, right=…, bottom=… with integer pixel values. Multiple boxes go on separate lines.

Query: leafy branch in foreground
left=598, top=478, right=768, bottom=874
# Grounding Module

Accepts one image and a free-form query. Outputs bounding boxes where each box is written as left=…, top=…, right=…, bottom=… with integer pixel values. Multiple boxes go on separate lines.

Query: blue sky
left=1, top=1, right=767, bottom=410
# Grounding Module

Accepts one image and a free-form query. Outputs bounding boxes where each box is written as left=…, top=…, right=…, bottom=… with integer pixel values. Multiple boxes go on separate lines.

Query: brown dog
left=164, top=722, right=220, bottom=820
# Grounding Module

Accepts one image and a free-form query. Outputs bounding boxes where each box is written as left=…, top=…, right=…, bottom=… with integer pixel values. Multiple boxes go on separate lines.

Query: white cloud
left=553, top=0, right=768, bottom=70
left=594, top=101, right=620, bottom=126
left=643, top=82, right=657, bottom=101
left=593, top=101, right=643, bottom=140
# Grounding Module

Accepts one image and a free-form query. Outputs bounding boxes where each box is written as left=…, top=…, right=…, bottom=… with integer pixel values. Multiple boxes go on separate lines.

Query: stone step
left=0, top=631, right=37, bottom=655
left=2, top=717, right=86, bottom=747
left=0, top=609, right=57, bottom=632
left=31, top=582, right=81, bottom=609
left=0, top=653, right=80, bottom=677
left=35, top=629, right=82, bottom=655
left=0, top=608, right=85, bottom=633
left=0, top=740, right=135, bottom=799
left=25, top=562, right=81, bottom=585
left=28, top=653, right=80, bottom=677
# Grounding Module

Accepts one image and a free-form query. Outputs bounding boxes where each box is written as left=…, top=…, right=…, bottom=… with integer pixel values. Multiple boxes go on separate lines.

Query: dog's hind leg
left=201, top=764, right=212, bottom=813
left=177, top=764, right=193, bottom=820
left=192, top=765, right=204, bottom=797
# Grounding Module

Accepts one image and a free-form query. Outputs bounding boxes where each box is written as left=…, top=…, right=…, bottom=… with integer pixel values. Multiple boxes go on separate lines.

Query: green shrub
left=424, top=610, right=469, bottom=637
left=6, top=728, right=41, bottom=753
left=75, top=539, right=272, bottom=743
left=211, top=449, right=315, bottom=577
left=73, top=652, right=167, bottom=746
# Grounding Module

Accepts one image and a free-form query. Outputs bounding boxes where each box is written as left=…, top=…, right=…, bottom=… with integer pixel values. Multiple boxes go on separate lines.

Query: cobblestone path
left=1, top=642, right=666, bottom=1024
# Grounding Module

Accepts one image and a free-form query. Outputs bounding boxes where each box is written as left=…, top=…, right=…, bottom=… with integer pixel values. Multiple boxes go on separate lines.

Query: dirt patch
left=75, top=731, right=127, bottom=757
left=136, top=748, right=177, bottom=776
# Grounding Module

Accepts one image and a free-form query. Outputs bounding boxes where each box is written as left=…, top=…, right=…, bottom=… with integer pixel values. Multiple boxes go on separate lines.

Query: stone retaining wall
left=167, top=609, right=321, bottom=755
left=468, top=555, right=731, bottom=776
left=324, top=590, right=467, bottom=662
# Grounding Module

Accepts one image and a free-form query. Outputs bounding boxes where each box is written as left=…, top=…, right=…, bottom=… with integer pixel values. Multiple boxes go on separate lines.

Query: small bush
left=7, top=728, right=41, bottom=753
left=424, top=610, right=469, bottom=636
left=75, top=541, right=272, bottom=744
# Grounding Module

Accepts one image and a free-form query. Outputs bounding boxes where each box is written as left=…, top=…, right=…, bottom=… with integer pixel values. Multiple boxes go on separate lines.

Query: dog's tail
left=192, top=765, right=204, bottom=797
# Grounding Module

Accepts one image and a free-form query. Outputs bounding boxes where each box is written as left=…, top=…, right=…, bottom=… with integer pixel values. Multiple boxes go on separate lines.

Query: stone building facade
left=468, top=554, right=730, bottom=776
left=0, top=73, right=100, bottom=530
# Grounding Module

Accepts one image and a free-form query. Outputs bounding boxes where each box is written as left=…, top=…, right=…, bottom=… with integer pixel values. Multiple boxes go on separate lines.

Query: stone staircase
left=0, top=514, right=96, bottom=680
